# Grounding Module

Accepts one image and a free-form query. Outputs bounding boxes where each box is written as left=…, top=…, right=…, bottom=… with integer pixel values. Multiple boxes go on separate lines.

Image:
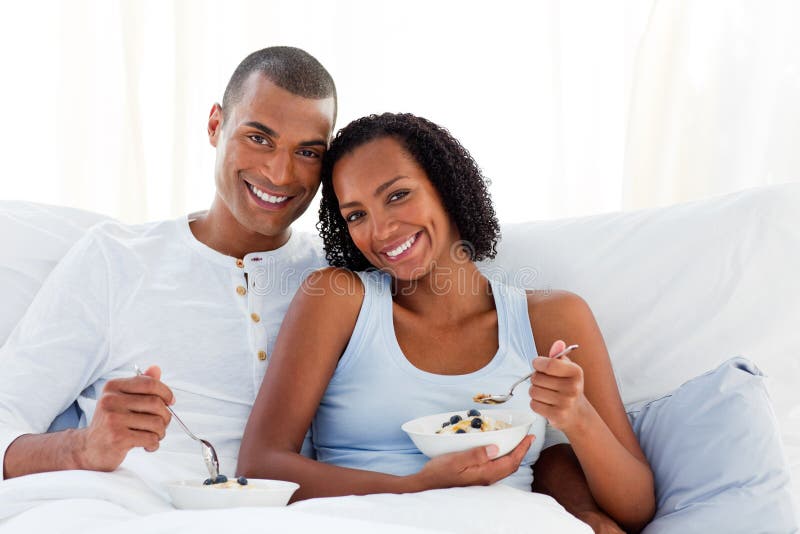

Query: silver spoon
left=134, top=365, right=220, bottom=481
left=472, top=344, right=580, bottom=404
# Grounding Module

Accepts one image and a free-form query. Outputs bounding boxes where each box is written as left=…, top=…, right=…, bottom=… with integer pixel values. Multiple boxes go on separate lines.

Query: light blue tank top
left=312, top=271, right=564, bottom=491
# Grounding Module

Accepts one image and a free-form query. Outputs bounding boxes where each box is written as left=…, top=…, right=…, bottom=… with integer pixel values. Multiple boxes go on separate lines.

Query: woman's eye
left=388, top=190, right=409, bottom=202
left=344, top=211, right=364, bottom=223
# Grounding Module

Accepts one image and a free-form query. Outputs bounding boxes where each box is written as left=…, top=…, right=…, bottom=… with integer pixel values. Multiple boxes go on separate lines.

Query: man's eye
left=249, top=135, right=269, bottom=145
left=344, top=211, right=364, bottom=223
left=388, top=190, right=409, bottom=202
left=297, top=149, right=320, bottom=158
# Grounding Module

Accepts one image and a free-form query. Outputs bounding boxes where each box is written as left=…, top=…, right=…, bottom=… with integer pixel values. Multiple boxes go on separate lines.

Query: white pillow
left=487, top=184, right=800, bottom=409
left=485, top=184, right=800, bottom=510
left=0, top=201, right=108, bottom=345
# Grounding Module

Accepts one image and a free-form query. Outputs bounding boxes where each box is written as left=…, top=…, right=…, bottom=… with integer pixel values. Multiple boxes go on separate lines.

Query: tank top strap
left=489, top=279, right=538, bottom=367
left=333, top=270, right=393, bottom=377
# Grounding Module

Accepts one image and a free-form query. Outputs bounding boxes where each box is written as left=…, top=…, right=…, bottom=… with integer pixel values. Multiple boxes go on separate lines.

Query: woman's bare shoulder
left=293, top=267, right=366, bottom=320
left=525, top=289, right=591, bottom=318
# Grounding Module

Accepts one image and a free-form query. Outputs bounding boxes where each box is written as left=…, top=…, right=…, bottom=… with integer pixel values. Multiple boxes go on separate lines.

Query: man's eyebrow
left=244, top=121, right=327, bottom=148
left=244, top=121, right=278, bottom=138
left=339, top=176, right=408, bottom=210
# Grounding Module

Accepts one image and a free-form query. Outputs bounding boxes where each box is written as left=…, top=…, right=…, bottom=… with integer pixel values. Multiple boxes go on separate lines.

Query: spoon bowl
left=473, top=344, right=579, bottom=405
left=134, top=365, right=220, bottom=480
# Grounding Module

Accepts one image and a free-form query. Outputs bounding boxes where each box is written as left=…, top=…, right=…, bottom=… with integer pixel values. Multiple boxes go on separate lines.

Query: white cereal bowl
left=167, top=478, right=300, bottom=509
left=401, top=409, right=535, bottom=458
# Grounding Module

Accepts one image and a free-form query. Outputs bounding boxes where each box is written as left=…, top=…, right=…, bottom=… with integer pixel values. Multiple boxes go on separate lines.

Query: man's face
left=208, top=73, right=335, bottom=244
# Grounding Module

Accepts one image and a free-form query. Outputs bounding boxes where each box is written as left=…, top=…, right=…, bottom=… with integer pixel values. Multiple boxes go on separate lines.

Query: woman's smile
left=380, top=231, right=423, bottom=261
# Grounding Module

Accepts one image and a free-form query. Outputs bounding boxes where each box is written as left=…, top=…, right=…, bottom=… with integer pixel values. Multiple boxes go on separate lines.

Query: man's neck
left=189, top=197, right=291, bottom=258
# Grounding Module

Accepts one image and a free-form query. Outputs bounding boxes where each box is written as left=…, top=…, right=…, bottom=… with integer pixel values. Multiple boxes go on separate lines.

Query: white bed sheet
left=0, top=466, right=591, bottom=534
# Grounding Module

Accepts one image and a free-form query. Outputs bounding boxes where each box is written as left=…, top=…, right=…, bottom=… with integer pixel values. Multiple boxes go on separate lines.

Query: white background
left=1, top=0, right=797, bottom=233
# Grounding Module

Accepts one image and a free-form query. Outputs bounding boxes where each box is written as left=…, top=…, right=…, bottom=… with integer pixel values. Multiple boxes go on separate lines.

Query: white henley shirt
left=0, top=215, right=326, bottom=479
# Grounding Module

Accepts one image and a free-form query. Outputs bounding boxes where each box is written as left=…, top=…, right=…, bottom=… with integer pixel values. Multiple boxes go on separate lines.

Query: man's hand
left=77, top=365, right=173, bottom=471
left=414, top=435, right=534, bottom=490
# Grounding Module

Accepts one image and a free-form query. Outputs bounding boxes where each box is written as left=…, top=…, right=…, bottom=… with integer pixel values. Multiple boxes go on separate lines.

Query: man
left=0, top=46, right=624, bottom=533
left=0, top=46, right=337, bottom=479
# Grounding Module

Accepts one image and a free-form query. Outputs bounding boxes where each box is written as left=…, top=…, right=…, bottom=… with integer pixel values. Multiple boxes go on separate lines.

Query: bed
left=1, top=184, right=798, bottom=532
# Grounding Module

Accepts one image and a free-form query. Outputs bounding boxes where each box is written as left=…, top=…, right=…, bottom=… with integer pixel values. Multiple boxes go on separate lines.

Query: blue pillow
left=627, top=357, right=797, bottom=533
left=47, top=401, right=83, bottom=432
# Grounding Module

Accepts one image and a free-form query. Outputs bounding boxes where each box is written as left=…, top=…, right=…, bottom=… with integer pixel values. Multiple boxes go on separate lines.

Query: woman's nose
left=370, top=212, right=397, bottom=242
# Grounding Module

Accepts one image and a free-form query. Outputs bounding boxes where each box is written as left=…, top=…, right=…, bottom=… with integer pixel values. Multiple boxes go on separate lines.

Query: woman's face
left=332, top=136, right=460, bottom=280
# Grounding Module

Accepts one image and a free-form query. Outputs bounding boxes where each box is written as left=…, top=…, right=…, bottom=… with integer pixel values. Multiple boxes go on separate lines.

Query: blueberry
left=456, top=429, right=466, bottom=434
left=203, top=478, right=213, bottom=485
left=449, top=415, right=462, bottom=425
left=441, top=421, right=451, bottom=428
left=468, top=409, right=481, bottom=417
left=214, top=474, right=228, bottom=484
left=471, top=417, right=483, bottom=429
left=237, top=476, right=248, bottom=486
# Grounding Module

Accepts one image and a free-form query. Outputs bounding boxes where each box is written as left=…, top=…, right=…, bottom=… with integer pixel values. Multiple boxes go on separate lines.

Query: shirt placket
left=243, top=255, right=269, bottom=366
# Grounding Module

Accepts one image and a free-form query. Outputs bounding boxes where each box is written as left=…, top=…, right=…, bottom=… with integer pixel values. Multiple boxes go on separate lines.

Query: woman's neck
left=391, top=260, right=494, bottom=324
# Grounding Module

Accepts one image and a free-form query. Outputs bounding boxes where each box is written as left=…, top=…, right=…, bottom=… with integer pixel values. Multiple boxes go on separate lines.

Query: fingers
left=126, top=412, right=170, bottom=440
left=532, top=355, right=582, bottom=379
left=493, top=435, right=534, bottom=468
left=455, top=443, right=496, bottom=467
left=548, top=339, right=567, bottom=357
left=471, top=435, right=534, bottom=480
left=123, top=394, right=173, bottom=426
left=479, top=435, right=535, bottom=483
left=143, top=365, right=161, bottom=381
left=104, top=373, right=175, bottom=406
left=419, top=434, right=536, bottom=490
left=95, top=392, right=171, bottom=434
left=121, top=428, right=162, bottom=453
left=530, top=371, right=581, bottom=396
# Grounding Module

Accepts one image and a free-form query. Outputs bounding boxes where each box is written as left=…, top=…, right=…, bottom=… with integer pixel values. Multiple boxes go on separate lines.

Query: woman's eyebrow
left=339, top=176, right=409, bottom=210
left=375, top=176, right=408, bottom=196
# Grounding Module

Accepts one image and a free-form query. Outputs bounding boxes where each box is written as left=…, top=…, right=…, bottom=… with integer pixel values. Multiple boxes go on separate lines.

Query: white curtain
left=1, top=0, right=797, bottom=232
left=625, top=0, right=800, bottom=208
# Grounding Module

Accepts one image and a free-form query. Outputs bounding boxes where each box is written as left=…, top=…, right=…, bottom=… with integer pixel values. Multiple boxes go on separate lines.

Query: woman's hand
left=529, top=339, right=591, bottom=433
left=414, top=435, right=534, bottom=490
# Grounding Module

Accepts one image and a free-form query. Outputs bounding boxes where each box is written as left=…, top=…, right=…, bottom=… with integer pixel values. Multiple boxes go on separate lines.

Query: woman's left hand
left=528, top=339, right=591, bottom=433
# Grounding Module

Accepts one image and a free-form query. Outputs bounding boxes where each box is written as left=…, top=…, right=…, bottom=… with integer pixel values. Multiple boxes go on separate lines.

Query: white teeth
left=385, top=234, right=417, bottom=258
left=249, top=183, right=288, bottom=204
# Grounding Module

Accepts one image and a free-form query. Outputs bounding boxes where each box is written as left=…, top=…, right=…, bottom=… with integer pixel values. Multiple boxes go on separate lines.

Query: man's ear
left=208, top=103, right=223, bottom=147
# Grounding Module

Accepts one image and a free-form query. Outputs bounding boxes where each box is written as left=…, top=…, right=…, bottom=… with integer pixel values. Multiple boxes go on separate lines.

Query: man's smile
left=245, top=180, right=293, bottom=210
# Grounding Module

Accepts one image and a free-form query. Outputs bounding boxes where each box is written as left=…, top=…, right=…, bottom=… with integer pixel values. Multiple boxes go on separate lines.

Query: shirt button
left=257, top=350, right=267, bottom=361
left=250, top=312, right=261, bottom=323
left=236, top=258, right=244, bottom=268
left=236, top=285, right=246, bottom=296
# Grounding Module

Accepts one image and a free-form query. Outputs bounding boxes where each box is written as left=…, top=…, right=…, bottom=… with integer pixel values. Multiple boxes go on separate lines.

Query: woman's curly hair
left=318, top=112, right=500, bottom=271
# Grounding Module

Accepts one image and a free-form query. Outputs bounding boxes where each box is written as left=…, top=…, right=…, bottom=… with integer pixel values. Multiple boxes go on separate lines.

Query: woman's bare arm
left=528, top=290, right=655, bottom=532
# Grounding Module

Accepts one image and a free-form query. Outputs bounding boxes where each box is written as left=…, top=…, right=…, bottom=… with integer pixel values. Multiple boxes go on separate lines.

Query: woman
left=238, top=113, right=655, bottom=530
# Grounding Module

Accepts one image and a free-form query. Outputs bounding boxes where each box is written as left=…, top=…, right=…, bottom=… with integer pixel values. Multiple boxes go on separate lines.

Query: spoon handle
left=507, top=371, right=534, bottom=396
left=513, top=345, right=580, bottom=393
left=133, top=365, right=199, bottom=442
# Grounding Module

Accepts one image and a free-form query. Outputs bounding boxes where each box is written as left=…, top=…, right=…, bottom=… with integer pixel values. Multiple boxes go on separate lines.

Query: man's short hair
left=222, top=46, right=337, bottom=122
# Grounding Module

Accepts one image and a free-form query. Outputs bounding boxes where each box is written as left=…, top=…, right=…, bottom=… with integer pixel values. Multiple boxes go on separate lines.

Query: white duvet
left=0, top=459, right=591, bottom=534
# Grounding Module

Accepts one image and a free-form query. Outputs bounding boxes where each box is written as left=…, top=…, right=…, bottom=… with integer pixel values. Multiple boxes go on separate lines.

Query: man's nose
left=265, top=149, right=293, bottom=186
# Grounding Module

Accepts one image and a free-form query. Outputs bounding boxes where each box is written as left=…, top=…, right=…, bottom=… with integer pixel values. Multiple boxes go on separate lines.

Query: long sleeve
left=0, top=229, right=111, bottom=475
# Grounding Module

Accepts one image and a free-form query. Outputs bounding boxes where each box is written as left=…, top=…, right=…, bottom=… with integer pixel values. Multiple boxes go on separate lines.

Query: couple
left=0, top=47, right=654, bottom=532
